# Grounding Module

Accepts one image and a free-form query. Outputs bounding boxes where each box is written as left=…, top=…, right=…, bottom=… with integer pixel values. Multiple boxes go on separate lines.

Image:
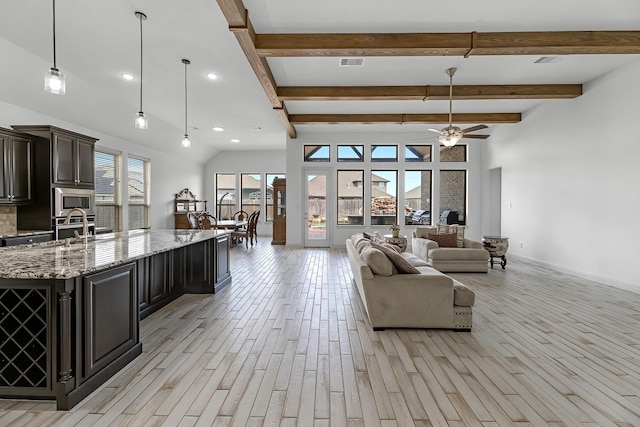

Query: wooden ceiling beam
left=256, top=33, right=471, bottom=57
left=273, top=104, right=297, bottom=138
left=278, top=84, right=582, bottom=101
left=256, top=31, right=640, bottom=57
left=470, top=31, right=640, bottom=55
left=289, top=113, right=521, bottom=125
left=215, top=0, right=297, bottom=138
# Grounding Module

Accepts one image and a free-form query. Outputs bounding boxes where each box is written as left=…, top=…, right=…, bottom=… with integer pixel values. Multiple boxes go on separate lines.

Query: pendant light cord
left=184, top=60, right=189, bottom=136
left=448, top=71, right=453, bottom=127
left=139, top=14, right=144, bottom=112
left=52, top=0, right=57, bottom=69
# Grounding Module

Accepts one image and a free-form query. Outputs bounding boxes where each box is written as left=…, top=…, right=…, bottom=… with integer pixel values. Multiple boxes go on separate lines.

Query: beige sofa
left=411, top=226, right=489, bottom=273
left=346, top=234, right=474, bottom=331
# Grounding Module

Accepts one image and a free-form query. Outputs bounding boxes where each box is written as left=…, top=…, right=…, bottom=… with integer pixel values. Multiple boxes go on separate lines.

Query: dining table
left=215, top=219, right=248, bottom=230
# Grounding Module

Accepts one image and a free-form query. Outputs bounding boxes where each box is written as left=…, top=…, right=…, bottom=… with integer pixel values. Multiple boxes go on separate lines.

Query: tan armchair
left=411, top=226, right=489, bottom=273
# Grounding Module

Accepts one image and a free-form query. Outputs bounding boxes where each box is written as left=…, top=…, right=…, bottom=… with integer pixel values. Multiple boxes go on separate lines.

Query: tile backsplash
left=0, top=206, right=18, bottom=235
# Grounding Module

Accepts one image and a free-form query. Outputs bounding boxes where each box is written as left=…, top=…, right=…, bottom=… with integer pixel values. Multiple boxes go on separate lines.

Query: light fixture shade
left=135, top=111, right=148, bottom=129
left=44, top=68, right=65, bottom=95
left=439, top=134, right=461, bottom=147
left=181, top=135, right=191, bottom=148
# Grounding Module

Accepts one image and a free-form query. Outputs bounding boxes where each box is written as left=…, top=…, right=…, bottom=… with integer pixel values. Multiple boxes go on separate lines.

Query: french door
left=304, top=169, right=331, bottom=247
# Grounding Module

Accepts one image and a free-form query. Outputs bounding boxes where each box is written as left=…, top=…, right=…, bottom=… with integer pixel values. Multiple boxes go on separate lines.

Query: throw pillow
left=378, top=241, right=401, bottom=254
left=371, top=242, right=420, bottom=274
left=415, top=226, right=437, bottom=239
left=361, top=247, right=394, bottom=276
left=428, top=233, right=457, bottom=248
left=363, top=231, right=373, bottom=240
left=437, top=224, right=465, bottom=248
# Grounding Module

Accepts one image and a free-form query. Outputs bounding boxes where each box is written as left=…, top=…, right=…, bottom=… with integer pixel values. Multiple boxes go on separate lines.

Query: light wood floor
left=2, top=243, right=640, bottom=426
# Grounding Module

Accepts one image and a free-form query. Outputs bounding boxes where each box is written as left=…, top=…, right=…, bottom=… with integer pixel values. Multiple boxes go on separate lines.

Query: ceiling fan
left=427, top=67, right=490, bottom=147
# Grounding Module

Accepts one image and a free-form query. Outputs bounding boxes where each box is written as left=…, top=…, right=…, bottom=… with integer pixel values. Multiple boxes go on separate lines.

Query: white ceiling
left=1, top=0, right=639, bottom=163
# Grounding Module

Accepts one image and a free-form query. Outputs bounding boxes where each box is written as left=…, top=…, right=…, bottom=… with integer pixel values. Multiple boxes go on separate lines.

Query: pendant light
left=134, top=12, right=148, bottom=129
left=181, top=59, right=191, bottom=148
left=44, top=0, right=65, bottom=95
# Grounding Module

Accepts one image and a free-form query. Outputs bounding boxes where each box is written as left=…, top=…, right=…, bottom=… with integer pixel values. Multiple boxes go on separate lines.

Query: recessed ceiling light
left=213, top=126, right=224, bottom=132
left=230, top=138, right=240, bottom=143
left=121, top=73, right=135, bottom=80
left=205, top=73, right=219, bottom=80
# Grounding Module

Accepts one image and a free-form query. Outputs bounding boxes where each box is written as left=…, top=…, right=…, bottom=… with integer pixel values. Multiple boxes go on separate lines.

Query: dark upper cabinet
left=12, top=125, right=97, bottom=189
left=52, top=132, right=95, bottom=187
left=0, top=128, right=32, bottom=205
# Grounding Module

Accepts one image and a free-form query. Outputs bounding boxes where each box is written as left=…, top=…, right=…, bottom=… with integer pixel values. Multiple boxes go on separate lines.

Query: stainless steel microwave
left=54, top=187, right=95, bottom=217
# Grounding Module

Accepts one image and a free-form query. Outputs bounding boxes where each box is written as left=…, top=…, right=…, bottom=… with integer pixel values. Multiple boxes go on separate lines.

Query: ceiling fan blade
left=460, top=124, right=488, bottom=133
left=410, top=135, right=438, bottom=141
left=427, top=128, right=443, bottom=134
left=461, top=134, right=490, bottom=139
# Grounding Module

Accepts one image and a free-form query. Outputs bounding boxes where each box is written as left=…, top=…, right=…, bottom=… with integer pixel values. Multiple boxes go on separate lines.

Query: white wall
left=285, top=132, right=485, bottom=248
left=204, top=150, right=287, bottom=237
left=0, top=100, right=204, bottom=230
left=485, top=58, right=640, bottom=290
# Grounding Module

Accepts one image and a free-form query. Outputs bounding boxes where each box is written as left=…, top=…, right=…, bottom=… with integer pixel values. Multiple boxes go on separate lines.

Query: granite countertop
left=0, top=229, right=230, bottom=280
left=0, top=230, right=54, bottom=239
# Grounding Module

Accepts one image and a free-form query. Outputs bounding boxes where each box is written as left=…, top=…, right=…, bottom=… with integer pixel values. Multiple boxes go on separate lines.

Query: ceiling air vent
left=339, top=58, right=364, bottom=67
left=534, top=56, right=561, bottom=64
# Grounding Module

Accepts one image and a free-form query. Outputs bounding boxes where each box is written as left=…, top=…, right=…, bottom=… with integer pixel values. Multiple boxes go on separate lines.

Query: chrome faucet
left=63, top=207, right=90, bottom=243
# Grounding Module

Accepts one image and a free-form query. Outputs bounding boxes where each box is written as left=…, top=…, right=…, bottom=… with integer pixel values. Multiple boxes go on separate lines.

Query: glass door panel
left=305, top=170, right=330, bottom=247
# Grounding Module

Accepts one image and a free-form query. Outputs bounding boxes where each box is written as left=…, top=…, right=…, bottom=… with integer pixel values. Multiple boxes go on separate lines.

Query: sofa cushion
left=351, top=233, right=369, bottom=246
left=437, top=224, right=465, bottom=248
left=400, top=252, right=430, bottom=267
left=428, top=247, right=490, bottom=261
left=378, top=241, right=401, bottom=253
left=428, top=233, right=457, bottom=248
left=453, top=281, right=475, bottom=306
left=371, top=242, right=420, bottom=274
left=356, top=239, right=372, bottom=254
left=361, top=246, right=394, bottom=276
left=415, top=226, right=438, bottom=239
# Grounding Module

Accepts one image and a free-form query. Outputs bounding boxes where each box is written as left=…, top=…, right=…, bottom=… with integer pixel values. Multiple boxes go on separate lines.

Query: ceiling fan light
left=44, top=68, right=65, bottom=95
left=439, top=134, right=461, bottom=147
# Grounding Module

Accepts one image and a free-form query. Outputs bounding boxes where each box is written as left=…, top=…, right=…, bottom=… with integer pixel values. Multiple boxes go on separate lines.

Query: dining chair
left=250, top=210, right=260, bottom=245
left=233, top=210, right=249, bottom=222
left=231, top=211, right=257, bottom=248
left=187, top=212, right=200, bottom=229
left=200, top=213, right=217, bottom=229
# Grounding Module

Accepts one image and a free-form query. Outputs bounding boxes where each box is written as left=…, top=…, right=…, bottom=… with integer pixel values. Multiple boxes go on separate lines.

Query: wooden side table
left=383, top=234, right=407, bottom=252
left=482, top=236, right=509, bottom=269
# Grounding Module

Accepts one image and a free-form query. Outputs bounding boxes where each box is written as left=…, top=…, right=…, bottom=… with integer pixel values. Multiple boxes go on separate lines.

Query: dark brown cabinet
left=81, top=263, right=139, bottom=381
left=0, top=128, right=32, bottom=205
left=52, top=133, right=95, bottom=187
left=271, top=178, right=286, bottom=245
left=12, top=125, right=97, bottom=189
left=185, top=240, right=214, bottom=293
left=138, top=252, right=182, bottom=319
left=215, top=234, right=231, bottom=286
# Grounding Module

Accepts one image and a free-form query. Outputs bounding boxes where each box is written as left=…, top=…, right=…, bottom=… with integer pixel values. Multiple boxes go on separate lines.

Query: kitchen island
left=0, top=229, right=231, bottom=409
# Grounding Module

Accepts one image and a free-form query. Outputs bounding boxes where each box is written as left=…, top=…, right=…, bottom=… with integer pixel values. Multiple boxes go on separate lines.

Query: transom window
left=371, top=145, right=398, bottom=162
left=405, top=145, right=432, bottom=162
left=337, top=145, right=364, bottom=162
left=304, top=145, right=330, bottom=162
